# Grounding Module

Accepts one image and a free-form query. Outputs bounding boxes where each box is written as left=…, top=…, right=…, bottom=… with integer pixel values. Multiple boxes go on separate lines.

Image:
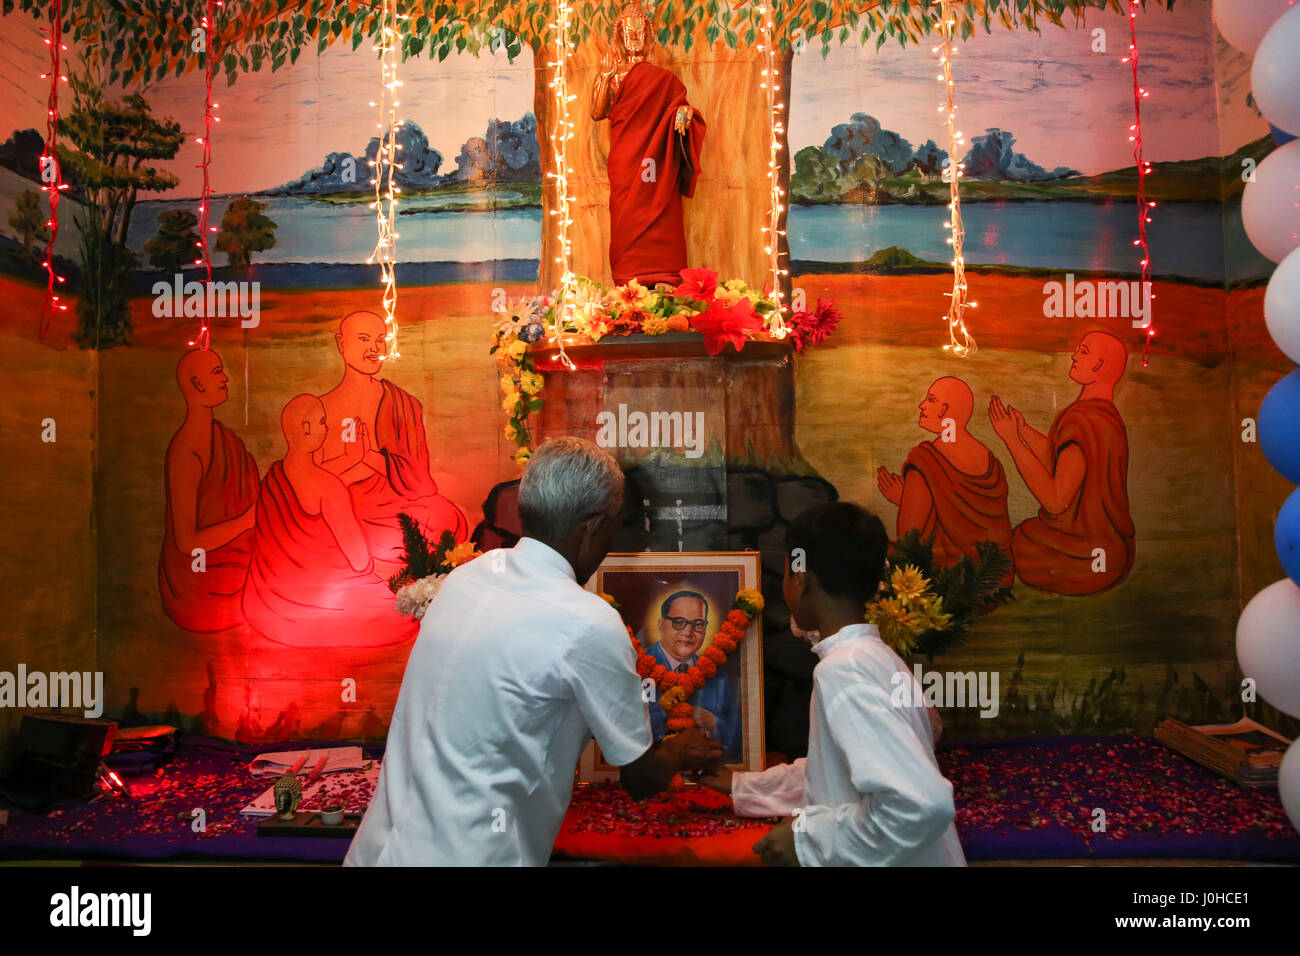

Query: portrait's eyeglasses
left=666, top=617, right=708, bottom=632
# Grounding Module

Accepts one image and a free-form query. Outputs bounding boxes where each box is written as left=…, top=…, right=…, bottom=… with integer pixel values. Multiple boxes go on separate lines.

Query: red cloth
left=242, top=461, right=417, bottom=648
left=351, top=379, right=467, bottom=562
left=1013, top=399, right=1135, bottom=595
left=607, top=61, right=706, bottom=286
left=901, top=442, right=1014, bottom=587
left=158, top=420, right=259, bottom=632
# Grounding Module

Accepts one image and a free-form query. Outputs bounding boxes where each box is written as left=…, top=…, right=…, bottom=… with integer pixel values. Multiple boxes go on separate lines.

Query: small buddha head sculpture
left=614, top=1, right=652, bottom=60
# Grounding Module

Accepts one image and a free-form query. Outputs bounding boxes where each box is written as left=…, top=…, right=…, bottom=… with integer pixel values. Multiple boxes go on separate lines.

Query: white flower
left=394, top=574, right=446, bottom=620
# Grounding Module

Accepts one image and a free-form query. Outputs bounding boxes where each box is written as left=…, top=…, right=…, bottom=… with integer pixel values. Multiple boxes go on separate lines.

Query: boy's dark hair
left=784, top=502, right=889, bottom=605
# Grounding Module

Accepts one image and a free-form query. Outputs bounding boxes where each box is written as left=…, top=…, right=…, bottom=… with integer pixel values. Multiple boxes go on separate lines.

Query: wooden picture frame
left=579, top=551, right=765, bottom=782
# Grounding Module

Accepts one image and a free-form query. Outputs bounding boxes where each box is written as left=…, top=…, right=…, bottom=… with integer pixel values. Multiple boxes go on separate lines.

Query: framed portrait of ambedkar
left=579, top=551, right=765, bottom=782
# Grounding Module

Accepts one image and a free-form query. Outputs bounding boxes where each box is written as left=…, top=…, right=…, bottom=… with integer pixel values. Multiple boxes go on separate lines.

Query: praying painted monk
left=877, top=377, right=1013, bottom=586
left=242, top=395, right=417, bottom=648
left=591, top=1, right=706, bottom=286
left=989, top=331, right=1135, bottom=595
left=159, top=349, right=259, bottom=632
left=317, top=311, right=467, bottom=578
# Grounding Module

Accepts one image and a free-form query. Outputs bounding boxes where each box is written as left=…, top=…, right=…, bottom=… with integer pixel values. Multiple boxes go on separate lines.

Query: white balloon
left=1242, top=140, right=1300, bottom=263
left=1281, top=741, right=1300, bottom=833
left=1237, top=578, right=1300, bottom=718
left=1266, top=247, right=1300, bottom=364
left=1253, top=5, right=1300, bottom=136
left=1214, top=0, right=1296, bottom=55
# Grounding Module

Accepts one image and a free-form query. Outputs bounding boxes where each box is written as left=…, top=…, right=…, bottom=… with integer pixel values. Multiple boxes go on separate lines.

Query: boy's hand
left=668, top=727, right=723, bottom=771
left=753, top=818, right=800, bottom=866
left=695, top=761, right=732, bottom=794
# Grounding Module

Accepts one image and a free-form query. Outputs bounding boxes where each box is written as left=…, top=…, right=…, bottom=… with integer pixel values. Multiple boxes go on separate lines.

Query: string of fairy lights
left=546, top=0, right=579, bottom=370
left=1123, top=0, right=1157, bottom=366
left=758, top=3, right=788, bottom=336
left=933, top=0, right=976, bottom=357
left=188, top=0, right=223, bottom=351
left=367, top=0, right=405, bottom=362
left=37, top=0, right=68, bottom=340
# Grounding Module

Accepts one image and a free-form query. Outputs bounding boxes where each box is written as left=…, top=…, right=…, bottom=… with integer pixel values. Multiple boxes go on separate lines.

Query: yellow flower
left=641, top=315, right=669, bottom=335
left=891, top=565, right=928, bottom=603
left=736, top=589, right=765, bottom=615
left=506, top=339, right=528, bottom=361
left=723, top=278, right=748, bottom=292
left=715, top=287, right=743, bottom=306
left=598, top=592, right=622, bottom=609
left=501, top=389, right=521, bottom=413
left=512, top=447, right=532, bottom=469
left=446, top=541, right=481, bottom=567
left=519, top=369, right=544, bottom=395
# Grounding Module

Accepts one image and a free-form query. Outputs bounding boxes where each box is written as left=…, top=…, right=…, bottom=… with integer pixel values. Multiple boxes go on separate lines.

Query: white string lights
left=545, top=0, right=579, bottom=370
left=367, top=0, right=405, bottom=361
left=933, top=0, right=976, bottom=356
left=758, top=3, right=788, bottom=336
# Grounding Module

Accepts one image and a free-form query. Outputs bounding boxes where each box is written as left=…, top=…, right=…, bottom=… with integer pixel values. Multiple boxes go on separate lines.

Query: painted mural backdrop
left=0, top=0, right=1283, bottom=745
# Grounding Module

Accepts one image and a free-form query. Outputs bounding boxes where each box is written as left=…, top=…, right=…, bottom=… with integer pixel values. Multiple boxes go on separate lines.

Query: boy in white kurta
left=700, top=502, right=966, bottom=867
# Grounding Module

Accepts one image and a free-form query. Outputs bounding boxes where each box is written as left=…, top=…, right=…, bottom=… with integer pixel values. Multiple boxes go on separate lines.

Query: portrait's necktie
left=676, top=663, right=690, bottom=674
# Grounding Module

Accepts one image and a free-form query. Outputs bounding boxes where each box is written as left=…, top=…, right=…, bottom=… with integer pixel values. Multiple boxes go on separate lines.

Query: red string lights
left=1123, top=0, right=1156, bottom=366
left=189, top=0, right=223, bottom=350
left=37, top=0, right=69, bottom=340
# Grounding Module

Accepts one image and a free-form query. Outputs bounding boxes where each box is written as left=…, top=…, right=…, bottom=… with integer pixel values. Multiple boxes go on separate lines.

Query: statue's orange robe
left=353, top=380, right=467, bottom=562
left=607, top=60, right=706, bottom=286
left=241, top=461, right=418, bottom=648
left=1012, top=399, right=1135, bottom=595
left=901, top=443, right=1015, bottom=587
left=159, top=420, right=259, bottom=632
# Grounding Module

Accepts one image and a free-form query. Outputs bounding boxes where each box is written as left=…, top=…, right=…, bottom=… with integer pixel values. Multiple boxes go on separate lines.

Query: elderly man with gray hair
left=345, top=437, right=721, bottom=866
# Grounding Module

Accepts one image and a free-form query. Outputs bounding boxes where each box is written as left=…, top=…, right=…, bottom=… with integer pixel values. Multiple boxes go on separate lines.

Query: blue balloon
left=1273, top=125, right=1298, bottom=148
left=1259, top=368, right=1300, bottom=484
left=1277, top=487, right=1300, bottom=586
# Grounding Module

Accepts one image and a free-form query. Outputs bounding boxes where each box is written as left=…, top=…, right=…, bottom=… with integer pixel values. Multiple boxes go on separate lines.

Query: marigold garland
left=628, top=588, right=764, bottom=735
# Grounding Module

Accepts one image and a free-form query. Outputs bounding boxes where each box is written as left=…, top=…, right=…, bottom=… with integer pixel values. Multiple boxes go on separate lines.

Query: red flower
left=788, top=297, right=842, bottom=353
left=726, top=609, right=748, bottom=629
left=691, top=298, right=763, bottom=355
left=674, top=267, right=719, bottom=302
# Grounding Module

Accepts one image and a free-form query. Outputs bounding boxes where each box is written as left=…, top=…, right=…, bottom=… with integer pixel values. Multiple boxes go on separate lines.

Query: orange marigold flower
left=704, top=645, right=727, bottom=664
left=726, top=609, right=749, bottom=629
left=715, top=635, right=737, bottom=653
left=697, top=657, right=717, bottom=678
left=652, top=666, right=670, bottom=686
left=667, top=717, right=694, bottom=732
left=690, top=671, right=708, bottom=690
left=670, top=702, right=694, bottom=719
left=636, top=655, right=655, bottom=678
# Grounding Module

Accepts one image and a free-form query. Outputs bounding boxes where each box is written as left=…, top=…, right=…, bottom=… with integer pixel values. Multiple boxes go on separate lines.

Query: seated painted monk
left=159, top=348, right=260, bottom=632
left=317, top=311, right=467, bottom=576
left=242, top=394, right=417, bottom=648
left=877, top=376, right=1014, bottom=586
left=989, top=331, right=1135, bottom=595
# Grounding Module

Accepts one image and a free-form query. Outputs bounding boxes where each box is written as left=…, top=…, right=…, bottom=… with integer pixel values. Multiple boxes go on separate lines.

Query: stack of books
left=1155, top=717, right=1291, bottom=787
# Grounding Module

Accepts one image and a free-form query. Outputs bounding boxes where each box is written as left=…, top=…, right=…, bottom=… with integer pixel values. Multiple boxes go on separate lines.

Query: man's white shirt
left=731, top=623, right=966, bottom=866
left=343, top=537, right=653, bottom=866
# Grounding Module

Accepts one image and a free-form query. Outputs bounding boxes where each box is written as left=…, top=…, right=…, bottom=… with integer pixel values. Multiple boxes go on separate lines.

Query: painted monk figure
left=317, top=311, right=467, bottom=577
left=989, top=331, right=1135, bottom=595
left=877, top=377, right=1014, bottom=585
left=159, top=349, right=259, bottom=632
left=242, top=395, right=417, bottom=648
left=591, top=1, right=706, bottom=286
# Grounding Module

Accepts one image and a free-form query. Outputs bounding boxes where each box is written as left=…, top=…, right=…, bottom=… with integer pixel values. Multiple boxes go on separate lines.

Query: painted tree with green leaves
left=7, top=188, right=50, bottom=263
left=215, top=196, right=277, bottom=270
left=145, top=208, right=201, bottom=273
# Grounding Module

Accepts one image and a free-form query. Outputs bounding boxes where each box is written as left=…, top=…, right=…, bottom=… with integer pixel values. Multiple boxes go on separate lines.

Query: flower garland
left=629, top=589, right=764, bottom=735
left=866, top=563, right=951, bottom=657
left=490, top=269, right=838, bottom=469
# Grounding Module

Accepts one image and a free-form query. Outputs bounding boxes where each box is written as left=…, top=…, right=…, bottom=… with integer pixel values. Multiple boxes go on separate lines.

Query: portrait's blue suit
left=647, top=637, right=742, bottom=759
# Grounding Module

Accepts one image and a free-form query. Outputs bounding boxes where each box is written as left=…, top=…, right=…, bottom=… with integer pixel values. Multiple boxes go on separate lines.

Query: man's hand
left=695, top=761, right=733, bottom=794
left=876, top=466, right=904, bottom=505
left=753, top=818, right=800, bottom=866
left=988, top=395, right=1021, bottom=445
left=692, top=706, right=718, bottom=734
left=668, top=727, right=723, bottom=771
left=674, top=105, right=693, bottom=134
